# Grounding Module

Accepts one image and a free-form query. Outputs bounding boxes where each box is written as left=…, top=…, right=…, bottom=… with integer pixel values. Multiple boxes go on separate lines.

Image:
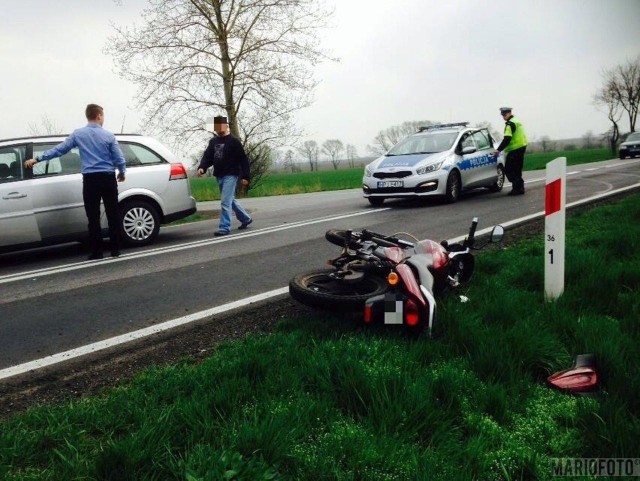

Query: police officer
left=492, top=107, right=527, bottom=195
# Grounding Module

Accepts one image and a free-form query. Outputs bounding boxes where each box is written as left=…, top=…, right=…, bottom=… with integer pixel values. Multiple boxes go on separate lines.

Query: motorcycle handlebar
left=465, top=217, right=479, bottom=247
left=361, top=229, right=414, bottom=248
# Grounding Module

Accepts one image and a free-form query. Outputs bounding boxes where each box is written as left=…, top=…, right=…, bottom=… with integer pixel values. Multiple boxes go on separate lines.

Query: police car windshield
left=386, top=132, right=458, bottom=156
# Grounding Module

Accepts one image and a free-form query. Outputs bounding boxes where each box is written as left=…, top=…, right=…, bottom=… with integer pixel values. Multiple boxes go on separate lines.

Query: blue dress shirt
left=38, top=123, right=126, bottom=175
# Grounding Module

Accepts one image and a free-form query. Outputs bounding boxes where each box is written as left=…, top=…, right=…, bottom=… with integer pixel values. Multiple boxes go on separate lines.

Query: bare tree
left=297, top=140, right=319, bottom=172
left=282, top=149, right=299, bottom=173
left=322, top=139, right=344, bottom=170
left=366, top=120, right=436, bottom=155
left=598, top=56, right=640, bottom=133
left=345, top=144, right=358, bottom=168
left=594, top=78, right=624, bottom=155
left=108, top=0, right=334, bottom=188
left=582, top=130, right=595, bottom=149
left=540, top=135, right=555, bottom=152
left=27, top=115, right=63, bottom=136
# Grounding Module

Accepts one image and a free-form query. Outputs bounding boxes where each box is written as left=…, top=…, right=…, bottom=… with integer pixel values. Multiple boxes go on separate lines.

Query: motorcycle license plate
left=384, top=293, right=403, bottom=324
left=377, top=180, right=404, bottom=188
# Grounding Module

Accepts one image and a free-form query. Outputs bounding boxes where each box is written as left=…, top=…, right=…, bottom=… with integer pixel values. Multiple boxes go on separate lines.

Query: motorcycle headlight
left=416, top=161, right=444, bottom=175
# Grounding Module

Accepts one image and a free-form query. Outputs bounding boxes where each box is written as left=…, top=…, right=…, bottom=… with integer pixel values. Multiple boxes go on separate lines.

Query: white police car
left=362, top=123, right=505, bottom=205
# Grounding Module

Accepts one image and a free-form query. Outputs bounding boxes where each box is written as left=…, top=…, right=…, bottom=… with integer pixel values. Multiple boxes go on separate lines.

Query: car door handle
left=2, top=193, right=27, bottom=199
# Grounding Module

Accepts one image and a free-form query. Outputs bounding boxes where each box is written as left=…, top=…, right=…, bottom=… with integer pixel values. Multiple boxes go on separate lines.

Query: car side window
left=32, top=144, right=82, bottom=177
left=119, top=143, right=165, bottom=167
left=0, top=145, right=26, bottom=183
left=472, top=130, right=491, bottom=150
left=460, top=133, right=475, bottom=152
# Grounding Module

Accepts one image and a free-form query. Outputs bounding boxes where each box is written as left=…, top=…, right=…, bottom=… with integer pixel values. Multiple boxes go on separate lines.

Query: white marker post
left=544, top=157, right=566, bottom=301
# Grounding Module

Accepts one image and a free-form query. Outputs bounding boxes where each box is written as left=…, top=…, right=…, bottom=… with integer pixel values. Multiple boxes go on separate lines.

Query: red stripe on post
left=545, top=179, right=562, bottom=216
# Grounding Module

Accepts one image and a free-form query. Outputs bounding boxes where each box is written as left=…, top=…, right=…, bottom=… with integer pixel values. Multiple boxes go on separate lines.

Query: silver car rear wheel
left=120, top=200, right=160, bottom=246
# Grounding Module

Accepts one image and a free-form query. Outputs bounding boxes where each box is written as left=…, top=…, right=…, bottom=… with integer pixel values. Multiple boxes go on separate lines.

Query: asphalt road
left=1, top=158, right=639, bottom=373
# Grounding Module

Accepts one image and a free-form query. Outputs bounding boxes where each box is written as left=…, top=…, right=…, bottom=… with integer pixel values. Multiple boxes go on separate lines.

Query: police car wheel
left=368, top=197, right=385, bottom=206
left=445, top=171, right=461, bottom=203
left=489, top=165, right=505, bottom=192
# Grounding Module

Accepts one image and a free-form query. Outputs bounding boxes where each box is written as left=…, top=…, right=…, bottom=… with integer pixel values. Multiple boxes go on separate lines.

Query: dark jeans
left=505, top=146, right=526, bottom=193
left=82, top=172, right=120, bottom=254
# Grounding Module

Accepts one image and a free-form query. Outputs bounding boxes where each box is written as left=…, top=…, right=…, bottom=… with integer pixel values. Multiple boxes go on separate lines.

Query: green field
left=190, top=148, right=613, bottom=201
left=2, top=194, right=639, bottom=480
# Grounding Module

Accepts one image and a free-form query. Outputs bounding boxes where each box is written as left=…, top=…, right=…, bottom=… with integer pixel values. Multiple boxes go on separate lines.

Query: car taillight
left=170, top=163, right=187, bottom=180
left=405, top=299, right=420, bottom=327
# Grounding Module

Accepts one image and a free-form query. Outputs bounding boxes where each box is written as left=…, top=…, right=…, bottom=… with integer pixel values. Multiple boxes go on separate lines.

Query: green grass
left=190, top=169, right=364, bottom=201
left=190, top=148, right=613, bottom=201
left=523, top=147, right=611, bottom=171
left=2, top=195, right=639, bottom=480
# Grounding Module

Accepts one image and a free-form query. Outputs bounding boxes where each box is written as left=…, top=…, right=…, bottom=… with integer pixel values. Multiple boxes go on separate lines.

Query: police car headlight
left=364, top=165, right=373, bottom=177
left=416, top=161, right=444, bottom=175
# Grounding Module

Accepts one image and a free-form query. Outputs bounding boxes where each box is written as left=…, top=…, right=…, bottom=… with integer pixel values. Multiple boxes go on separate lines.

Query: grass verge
left=190, top=148, right=614, bottom=201
left=1, top=194, right=638, bottom=480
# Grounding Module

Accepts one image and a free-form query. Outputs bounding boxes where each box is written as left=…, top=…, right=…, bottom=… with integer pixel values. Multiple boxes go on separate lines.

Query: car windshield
left=626, top=133, right=640, bottom=142
left=386, top=132, right=458, bottom=156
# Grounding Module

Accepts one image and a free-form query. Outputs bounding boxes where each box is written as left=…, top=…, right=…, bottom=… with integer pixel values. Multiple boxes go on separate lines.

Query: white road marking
left=0, top=287, right=289, bottom=381
left=0, top=207, right=389, bottom=285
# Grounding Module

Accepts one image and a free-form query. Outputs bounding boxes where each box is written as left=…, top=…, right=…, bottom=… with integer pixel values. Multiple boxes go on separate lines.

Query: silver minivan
left=362, top=123, right=505, bottom=205
left=0, top=134, right=196, bottom=253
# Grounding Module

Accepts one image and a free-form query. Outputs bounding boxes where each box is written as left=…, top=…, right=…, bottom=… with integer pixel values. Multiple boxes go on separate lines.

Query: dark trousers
left=82, top=172, right=120, bottom=254
left=505, top=146, right=526, bottom=193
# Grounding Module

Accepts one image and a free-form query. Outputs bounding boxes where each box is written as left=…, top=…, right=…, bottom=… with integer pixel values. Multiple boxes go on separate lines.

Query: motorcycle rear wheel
left=289, top=269, right=389, bottom=311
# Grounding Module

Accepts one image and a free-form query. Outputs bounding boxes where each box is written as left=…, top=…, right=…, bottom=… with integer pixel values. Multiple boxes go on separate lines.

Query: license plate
left=377, top=180, right=404, bottom=188
left=384, top=293, right=403, bottom=324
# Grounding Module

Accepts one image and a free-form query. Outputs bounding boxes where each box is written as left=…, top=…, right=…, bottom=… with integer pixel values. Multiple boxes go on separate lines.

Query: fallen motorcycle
left=289, top=217, right=504, bottom=334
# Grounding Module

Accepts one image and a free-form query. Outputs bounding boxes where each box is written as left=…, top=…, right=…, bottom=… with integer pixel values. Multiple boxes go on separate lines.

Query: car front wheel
left=119, top=200, right=160, bottom=246
left=368, top=197, right=385, bottom=206
left=445, top=170, right=461, bottom=203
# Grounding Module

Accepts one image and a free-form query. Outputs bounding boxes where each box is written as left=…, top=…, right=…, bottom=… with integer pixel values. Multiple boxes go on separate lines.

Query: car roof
left=0, top=133, right=144, bottom=145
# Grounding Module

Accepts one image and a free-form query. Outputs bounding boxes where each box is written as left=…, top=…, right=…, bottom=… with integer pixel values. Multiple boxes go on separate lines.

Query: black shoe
left=111, top=250, right=121, bottom=258
left=88, top=252, right=103, bottom=260
left=238, top=218, right=253, bottom=230
left=507, top=190, right=518, bottom=196
left=214, top=230, right=230, bottom=237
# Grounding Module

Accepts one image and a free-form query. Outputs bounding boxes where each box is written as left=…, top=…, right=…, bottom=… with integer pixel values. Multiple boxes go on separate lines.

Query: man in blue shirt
left=24, top=104, right=127, bottom=259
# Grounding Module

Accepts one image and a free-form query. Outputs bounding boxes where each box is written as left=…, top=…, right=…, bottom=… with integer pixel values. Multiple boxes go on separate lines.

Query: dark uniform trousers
left=505, top=146, right=526, bottom=193
left=82, top=172, right=120, bottom=254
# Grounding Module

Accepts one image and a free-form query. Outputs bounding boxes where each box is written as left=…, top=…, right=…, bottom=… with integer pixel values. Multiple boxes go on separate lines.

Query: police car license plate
left=377, top=180, right=403, bottom=188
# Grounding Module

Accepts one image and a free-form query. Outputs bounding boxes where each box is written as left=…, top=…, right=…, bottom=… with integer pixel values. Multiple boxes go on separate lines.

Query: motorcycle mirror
left=490, top=225, right=504, bottom=243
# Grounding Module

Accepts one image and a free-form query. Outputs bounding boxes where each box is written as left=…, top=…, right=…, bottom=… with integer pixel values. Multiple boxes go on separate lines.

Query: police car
left=362, top=122, right=505, bottom=205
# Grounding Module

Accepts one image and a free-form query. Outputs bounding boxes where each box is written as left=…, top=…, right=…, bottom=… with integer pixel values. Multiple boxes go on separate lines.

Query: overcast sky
left=1, top=0, right=639, bottom=159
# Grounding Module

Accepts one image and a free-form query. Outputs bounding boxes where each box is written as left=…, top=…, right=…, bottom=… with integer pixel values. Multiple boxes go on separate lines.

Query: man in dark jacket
left=197, top=116, right=252, bottom=236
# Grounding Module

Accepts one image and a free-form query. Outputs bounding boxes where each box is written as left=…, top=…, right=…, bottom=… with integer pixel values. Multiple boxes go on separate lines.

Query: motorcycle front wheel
left=289, top=269, right=389, bottom=311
